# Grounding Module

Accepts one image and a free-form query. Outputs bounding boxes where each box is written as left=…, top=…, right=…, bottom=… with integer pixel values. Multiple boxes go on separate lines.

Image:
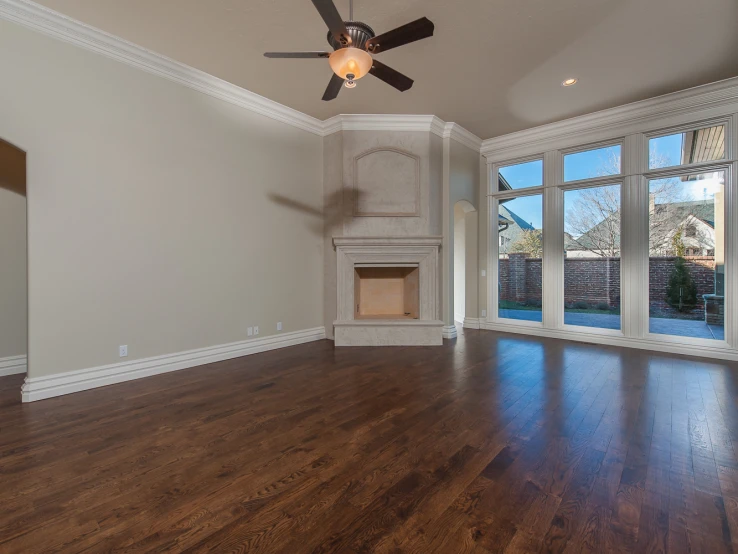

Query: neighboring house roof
left=498, top=174, right=512, bottom=192
left=657, top=200, right=714, bottom=228
left=498, top=205, right=535, bottom=254
left=499, top=205, right=534, bottom=232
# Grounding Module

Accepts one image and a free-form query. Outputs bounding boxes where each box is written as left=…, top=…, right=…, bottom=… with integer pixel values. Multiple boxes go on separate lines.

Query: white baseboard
left=479, top=322, right=738, bottom=362
left=462, top=317, right=481, bottom=329
left=442, top=325, right=458, bottom=339
left=0, top=355, right=27, bottom=377
left=21, top=327, right=325, bottom=402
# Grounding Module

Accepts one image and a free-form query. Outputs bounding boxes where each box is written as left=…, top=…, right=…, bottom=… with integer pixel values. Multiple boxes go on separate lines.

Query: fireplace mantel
left=333, top=236, right=444, bottom=346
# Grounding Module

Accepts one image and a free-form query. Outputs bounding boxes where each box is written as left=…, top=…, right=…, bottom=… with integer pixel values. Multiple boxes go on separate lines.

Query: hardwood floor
left=2, top=329, right=738, bottom=553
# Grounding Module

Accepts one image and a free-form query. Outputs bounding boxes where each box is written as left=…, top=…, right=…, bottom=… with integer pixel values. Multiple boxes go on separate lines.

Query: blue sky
left=649, top=133, right=682, bottom=168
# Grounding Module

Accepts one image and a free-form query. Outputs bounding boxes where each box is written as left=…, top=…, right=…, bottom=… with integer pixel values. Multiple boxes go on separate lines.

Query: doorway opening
left=0, top=138, right=27, bottom=378
left=453, top=200, right=477, bottom=326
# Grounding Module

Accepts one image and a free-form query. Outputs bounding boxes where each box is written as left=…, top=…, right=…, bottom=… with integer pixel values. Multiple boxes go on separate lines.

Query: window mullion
left=727, top=114, right=738, bottom=347
left=621, top=133, right=648, bottom=338
left=543, top=150, right=563, bottom=329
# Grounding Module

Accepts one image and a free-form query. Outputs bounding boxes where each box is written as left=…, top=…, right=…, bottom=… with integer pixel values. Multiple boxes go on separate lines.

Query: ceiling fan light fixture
left=328, top=47, right=373, bottom=80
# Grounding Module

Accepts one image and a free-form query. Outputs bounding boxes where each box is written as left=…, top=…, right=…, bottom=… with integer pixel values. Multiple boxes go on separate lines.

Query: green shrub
left=573, top=300, right=589, bottom=310
left=666, top=257, right=698, bottom=312
left=595, top=301, right=611, bottom=311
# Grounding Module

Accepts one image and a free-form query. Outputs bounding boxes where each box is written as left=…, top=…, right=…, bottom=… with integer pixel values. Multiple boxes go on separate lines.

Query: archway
left=0, top=138, right=27, bottom=378
left=453, top=200, right=477, bottom=327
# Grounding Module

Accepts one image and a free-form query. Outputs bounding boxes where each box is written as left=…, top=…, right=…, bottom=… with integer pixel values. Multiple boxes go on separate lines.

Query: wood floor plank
left=1, top=329, right=738, bottom=552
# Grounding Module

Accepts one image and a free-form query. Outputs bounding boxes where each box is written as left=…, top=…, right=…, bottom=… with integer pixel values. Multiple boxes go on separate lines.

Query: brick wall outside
left=498, top=255, right=716, bottom=315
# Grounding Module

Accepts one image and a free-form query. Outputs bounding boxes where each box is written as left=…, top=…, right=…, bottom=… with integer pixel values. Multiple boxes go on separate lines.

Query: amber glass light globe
left=328, top=47, right=373, bottom=80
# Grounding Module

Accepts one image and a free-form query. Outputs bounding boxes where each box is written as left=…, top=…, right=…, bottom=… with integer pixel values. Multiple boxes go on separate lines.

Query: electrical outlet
left=277, top=322, right=282, bottom=331
left=254, top=326, right=259, bottom=336
left=247, top=327, right=253, bottom=337
left=481, top=269, right=486, bottom=277
left=119, top=345, right=128, bottom=358
left=481, top=309, right=487, bottom=317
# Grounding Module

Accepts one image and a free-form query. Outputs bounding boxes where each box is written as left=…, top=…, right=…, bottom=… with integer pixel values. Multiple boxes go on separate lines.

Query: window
left=648, top=170, right=725, bottom=340
left=649, top=125, right=725, bottom=169
left=563, top=184, right=621, bottom=329
left=498, top=159, right=542, bottom=191
left=564, top=144, right=621, bottom=182
left=498, top=195, right=543, bottom=322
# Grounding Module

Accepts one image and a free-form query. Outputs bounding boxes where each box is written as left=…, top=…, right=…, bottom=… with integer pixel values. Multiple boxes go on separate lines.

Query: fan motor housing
left=328, top=21, right=375, bottom=50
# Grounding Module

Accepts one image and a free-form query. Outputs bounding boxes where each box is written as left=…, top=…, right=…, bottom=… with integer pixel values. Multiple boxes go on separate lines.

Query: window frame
left=495, top=155, right=545, bottom=193
left=645, top=117, right=731, bottom=172
left=561, top=139, right=625, bottom=185
left=483, top=96, right=738, bottom=359
left=560, top=180, right=625, bottom=335
left=643, top=163, right=732, bottom=347
left=493, top=191, right=545, bottom=327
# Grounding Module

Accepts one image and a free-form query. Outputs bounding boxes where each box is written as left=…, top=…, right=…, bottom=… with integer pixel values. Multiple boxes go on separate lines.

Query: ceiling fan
left=264, top=0, right=434, bottom=101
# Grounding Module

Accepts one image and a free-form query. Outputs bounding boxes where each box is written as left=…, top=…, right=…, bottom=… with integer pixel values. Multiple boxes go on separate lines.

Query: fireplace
left=355, top=266, right=419, bottom=320
left=333, top=237, right=443, bottom=346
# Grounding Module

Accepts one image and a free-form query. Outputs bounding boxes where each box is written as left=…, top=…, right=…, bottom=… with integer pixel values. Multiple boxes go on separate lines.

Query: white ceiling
left=34, top=0, right=738, bottom=138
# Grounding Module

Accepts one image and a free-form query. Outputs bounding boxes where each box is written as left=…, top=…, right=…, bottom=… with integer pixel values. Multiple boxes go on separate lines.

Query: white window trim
left=561, top=180, right=625, bottom=334
left=643, top=163, right=733, bottom=347
left=561, top=139, right=625, bottom=185
left=482, top=82, right=738, bottom=361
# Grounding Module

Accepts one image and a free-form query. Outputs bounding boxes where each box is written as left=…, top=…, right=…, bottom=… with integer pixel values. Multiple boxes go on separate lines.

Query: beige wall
left=0, top=20, right=323, bottom=378
left=0, top=188, right=27, bottom=360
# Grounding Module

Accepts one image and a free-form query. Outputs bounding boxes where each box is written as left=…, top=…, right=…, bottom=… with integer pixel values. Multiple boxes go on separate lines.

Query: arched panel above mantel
left=353, top=147, right=420, bottom=217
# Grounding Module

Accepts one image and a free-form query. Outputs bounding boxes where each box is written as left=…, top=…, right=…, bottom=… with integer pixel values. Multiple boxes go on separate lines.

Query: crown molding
left=321, top=114, right=447, bottom=136
left=0, top=0, right=325, bottom=135
left=481, top=77, right=738, bottom=158
left=443, top=122, right=483, bottom=151
left=320, top=115, right=482, bottom=151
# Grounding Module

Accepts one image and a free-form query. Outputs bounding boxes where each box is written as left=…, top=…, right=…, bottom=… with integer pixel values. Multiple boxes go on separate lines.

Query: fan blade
left=264, top=52, right=331, bottom=58
left=322, top=73, right=344, bottom=101
left=369, top=60, right=413, bottom=92
left=311, top=0, right=352, bottom=46
left=365, top=17, right=434, bottom=54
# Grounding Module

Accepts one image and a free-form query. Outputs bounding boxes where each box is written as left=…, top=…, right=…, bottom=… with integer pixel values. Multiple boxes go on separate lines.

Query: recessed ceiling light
left=562, top=78, right=578, bottom=87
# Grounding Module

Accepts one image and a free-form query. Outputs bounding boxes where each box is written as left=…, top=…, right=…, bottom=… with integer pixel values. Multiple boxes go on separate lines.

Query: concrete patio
left=497, top=309, right=724, bottom=340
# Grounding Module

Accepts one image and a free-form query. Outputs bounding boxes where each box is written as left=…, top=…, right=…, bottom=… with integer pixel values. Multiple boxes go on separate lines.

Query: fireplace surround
left=333, top=236, right=443, bottom=346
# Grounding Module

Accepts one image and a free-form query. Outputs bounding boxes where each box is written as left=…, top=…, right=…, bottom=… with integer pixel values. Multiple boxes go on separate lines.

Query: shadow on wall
left=267, top=189, right=365, bottom=235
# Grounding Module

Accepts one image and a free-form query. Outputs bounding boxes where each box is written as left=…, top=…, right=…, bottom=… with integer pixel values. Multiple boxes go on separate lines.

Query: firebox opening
left=354, top=265, right=420, bottom=320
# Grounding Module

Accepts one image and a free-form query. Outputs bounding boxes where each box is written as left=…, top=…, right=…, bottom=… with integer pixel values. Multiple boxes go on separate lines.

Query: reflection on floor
left=2, top=328, right=738, bottom=552
left=499, top=308, right=724, bottom=340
